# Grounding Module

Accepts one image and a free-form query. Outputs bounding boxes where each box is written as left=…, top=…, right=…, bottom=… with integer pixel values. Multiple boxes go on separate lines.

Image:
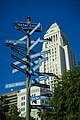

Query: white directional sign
left=31, top=83, right=50, bottom=88
left=30, top=50, right=50, bottom=59
left=5, top=40, right=26, bottom=45
left=30, top=38, right=40, bottom=50
left=32, top=57, right=48, bottom=71
left=32, top=76, right=49, bottom=83
left=31, top=105, right=55, bottom=110
left=36, top=76, right=49, bottom=81
left=32, top=63, right=42, bottom=71
left=5, top=81, right=26, bottom=88
left=31, top=94, right=52, bottom=101
left=12, top=64, right=26, bottom=74
left=15, top=22, right=41, bottom=32
left=31, top=38, right=52, bottom=44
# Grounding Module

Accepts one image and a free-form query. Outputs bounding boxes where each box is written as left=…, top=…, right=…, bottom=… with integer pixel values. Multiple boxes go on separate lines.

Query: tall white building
left=40, top=22, right=76, bottom=90
left=17, top=22, right=76, bottom=119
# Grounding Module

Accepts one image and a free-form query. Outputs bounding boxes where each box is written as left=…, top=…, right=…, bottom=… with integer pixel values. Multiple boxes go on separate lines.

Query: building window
left=53, top=35, right=55, bottom=42
left=45, top=43, right=47, bottom=48
left=41, top=100, right=44, bottom=104
left=21, top=108, right=25, bottom=111
left=21, top=96, right=25, bottom=100
left=21, top=102, right=25, bottom=106
left=55, top=51, right=56, bottom=53
left=56, top=34, right=58, bottom=41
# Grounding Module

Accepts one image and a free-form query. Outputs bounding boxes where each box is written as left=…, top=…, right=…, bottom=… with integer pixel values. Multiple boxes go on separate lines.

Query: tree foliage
left=50, top=67, right=80, bottom=120
left=37, top=67, right=80, bottom=120
left=0, top=95, right=9, bottom=120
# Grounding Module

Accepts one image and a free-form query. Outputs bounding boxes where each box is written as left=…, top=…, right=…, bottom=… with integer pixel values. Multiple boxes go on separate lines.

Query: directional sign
left=5, top=81, right=26, bottom=88
left=12, top=54, right=33, bottom=66
left=33, top=57, right=48, bottom=65
left=11, top=63, right=35, bottom=75
left=31, top=38, right=52, bottom=44
left=11, top=63, right=29, bottom=74
left=33, top=76, right=49, bottom=82
left=31, top=105, right=55, bottom=110
left=31, top=83, right=50, bottom=88
left=11, top=47, right=27, bottom=58
left=30, top=93, right=52, bottom=101
left=35, top=72, right=54, bottom=76
left=12, top=65, right=26, bottom=73
left=30, top=50, right=50, bottom=59
left=32, top=63, right=42, bottom=71
left=14, top=22, right=42, bottom=32
left=31, top=76, right=49, bottom=84
left=11, top=54, right=29, bottom=66
left=6, top=40, right=26, bottom=45
left=6, top=43, right=26, bottom=51
left=30, top=38, right=40, bottom=50
left=13, top=58, right=26, bottom=65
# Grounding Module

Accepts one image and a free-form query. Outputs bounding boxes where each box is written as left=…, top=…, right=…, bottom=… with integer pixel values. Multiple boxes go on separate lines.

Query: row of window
left=45, top=34, right=58, bottom=48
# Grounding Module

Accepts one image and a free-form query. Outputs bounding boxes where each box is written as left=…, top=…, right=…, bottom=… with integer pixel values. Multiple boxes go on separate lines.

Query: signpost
left=5, top=17, right=55, bottom=120
left=31, top=82, right=50, bottom=88
left=31, top=105, right=55, bottom=110
left=14, top=22, right=42, bottom=32
left=5, top=81, right=26, bottom=88
left=30, top=93, right=52, bottom=101
left=30, top=50, right=50, bottom=59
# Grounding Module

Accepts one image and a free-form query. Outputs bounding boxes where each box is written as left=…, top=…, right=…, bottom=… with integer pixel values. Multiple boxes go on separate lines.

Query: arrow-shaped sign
left=31, top=38, right=52, bottom=44
left=11, top=54, right=29, bottom=66
left=5, top=40, right=26, bottom=45
left=11, top=63, right=40, bottom=76
left=30, top=37, right=40, bottom=50
left=31, top=105, right=55, bottom=110
left=34, top=72, right=54, bottom=76
left=11, top=63, right=30, bottom=75
left=6, top=43, right=27, bottom=50
left=30, top=50, right=50, bottom=59
left=32, top=63, right=42, bottom=71
left=31, top=83, right=50, bottom=88
left=11, top=47, right=27, bottom=58
left=32, top=76, right=49, bottom=83
left=30, top=93, right=52, bottom=101
left=5, top=81, right=26, bottom=88
left=15, top=22, right=42, bottom=32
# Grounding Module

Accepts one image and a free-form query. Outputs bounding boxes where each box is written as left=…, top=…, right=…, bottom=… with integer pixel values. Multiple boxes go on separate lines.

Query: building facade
left=2, top=90, right=19, bottom=106
left=40, top=22, right=76, bottom=90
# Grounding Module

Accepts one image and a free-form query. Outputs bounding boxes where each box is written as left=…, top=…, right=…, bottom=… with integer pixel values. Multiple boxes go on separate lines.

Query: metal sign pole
left=26, top=17, right=31, bottom=120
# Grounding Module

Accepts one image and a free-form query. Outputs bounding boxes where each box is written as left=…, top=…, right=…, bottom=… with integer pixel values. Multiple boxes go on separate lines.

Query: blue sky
left=0, top=0, right=80, bottom=94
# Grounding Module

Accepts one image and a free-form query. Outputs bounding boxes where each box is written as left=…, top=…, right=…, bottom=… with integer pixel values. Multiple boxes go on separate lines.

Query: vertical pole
left=26, top=31, right=30, bottom=120
left=26, top=16, right=31, bottom=120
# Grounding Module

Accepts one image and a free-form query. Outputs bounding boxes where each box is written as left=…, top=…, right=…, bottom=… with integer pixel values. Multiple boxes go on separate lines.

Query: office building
left=40, top=22, right=76, bottom=90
